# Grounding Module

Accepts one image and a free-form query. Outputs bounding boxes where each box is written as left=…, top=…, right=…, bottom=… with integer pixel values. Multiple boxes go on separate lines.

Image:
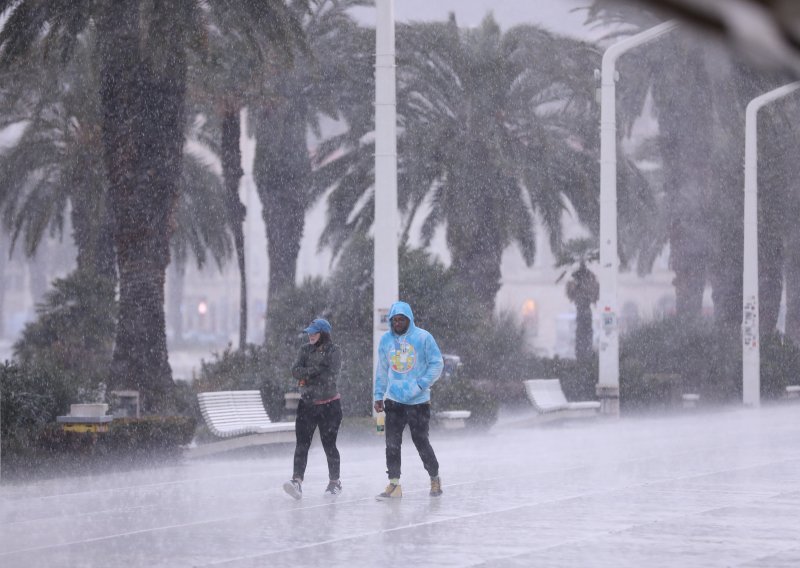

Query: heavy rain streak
left=1, top=1, right=799, bottom=567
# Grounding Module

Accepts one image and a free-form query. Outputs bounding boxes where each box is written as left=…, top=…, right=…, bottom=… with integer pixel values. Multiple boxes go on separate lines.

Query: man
left=374, top=301, right=444, bottom=500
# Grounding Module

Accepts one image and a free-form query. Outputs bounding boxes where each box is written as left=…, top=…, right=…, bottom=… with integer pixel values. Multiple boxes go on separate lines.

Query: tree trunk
left=253, top=104, right=309, bottom=334
left=446, top=162, right=506, bottom=316
left=575, top=299, right=593, bottom=362
left=785, top=229, right=800, bottom=344
left=759, top=219, right=783, bottom=334
left=28, top=248, right=49, bottom=307
left=98, top=3, right=187, bottom=414
left=0, top=233, right=6, bottom=339
left=167, top=261, right=185, bottom=344
left=758, top=120, right=792, bottom=336
left=656, top=44, right=715, bottom=322
left=709, top=180, right=743, bottom=332
left=448, top=240, right=503, bottom=317
left=71, top=182, right=116, bottom=283
left=221, top=107, right=247, bottom=349
left=667, top=179, right=712, bottom=321
left=568, top=265, right=598, bottom=362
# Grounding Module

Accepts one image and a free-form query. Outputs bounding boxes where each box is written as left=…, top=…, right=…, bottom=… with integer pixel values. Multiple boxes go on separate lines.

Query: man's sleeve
left=417, top=333, right=443, bottom=390
left=374, top=338, right=389, bottom=401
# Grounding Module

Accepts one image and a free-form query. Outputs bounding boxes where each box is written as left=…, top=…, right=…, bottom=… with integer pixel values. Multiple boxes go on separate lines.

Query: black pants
left=293, top=398, right=342, bottom=481
left=384, top=399, right=439, bottom=479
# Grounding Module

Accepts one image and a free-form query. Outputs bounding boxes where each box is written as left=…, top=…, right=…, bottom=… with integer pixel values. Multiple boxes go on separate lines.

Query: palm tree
left=556, top=238, right=600, bottom=362
left=318, top=15, right=600, bottom=315
left=252, top=0, right=374, bottom=328
left=0, top=1, right=304, bottom=413
left=186, top=3, right=309, bottom=348
left=0, top=31, right=233, bottom=280
left=584, top=3, right=783, bottom=330
left=756, top=97, right=800, bottom=337
left=0, top=35, right=113, bottom=281
left=0, top=26, right=234, bottom=365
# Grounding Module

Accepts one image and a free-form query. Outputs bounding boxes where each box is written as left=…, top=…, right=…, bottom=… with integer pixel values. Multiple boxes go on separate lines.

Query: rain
left=1, top=1, right=800, bottom=566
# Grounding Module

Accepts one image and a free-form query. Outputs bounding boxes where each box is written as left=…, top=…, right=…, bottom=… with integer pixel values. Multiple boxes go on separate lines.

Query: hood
left=388, top=301, right=416, bottom=335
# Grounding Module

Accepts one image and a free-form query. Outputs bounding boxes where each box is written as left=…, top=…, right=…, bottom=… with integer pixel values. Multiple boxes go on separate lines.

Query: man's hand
left=374, top=400, right=384, bottom=413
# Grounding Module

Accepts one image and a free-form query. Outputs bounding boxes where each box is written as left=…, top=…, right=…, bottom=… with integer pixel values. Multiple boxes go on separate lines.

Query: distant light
left=522, top=299, right=537, bottom=316
left=198, top=301, right=208, bottom=316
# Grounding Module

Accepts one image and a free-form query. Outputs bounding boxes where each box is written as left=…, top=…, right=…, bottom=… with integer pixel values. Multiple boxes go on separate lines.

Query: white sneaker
left=283, top=479, right=302, bottom=500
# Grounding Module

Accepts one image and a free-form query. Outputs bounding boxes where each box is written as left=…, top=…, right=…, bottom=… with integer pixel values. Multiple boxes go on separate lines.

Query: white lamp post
left=742, top=81, right=800, bottom=407
left=373, top=0, right=399, bottom=414
left=598, top=21, right=678, bottom=416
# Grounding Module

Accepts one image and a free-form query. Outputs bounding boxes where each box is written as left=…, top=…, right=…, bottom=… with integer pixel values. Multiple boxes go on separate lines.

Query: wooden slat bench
left=523, top=379, right=600, bottom=423
left=187, top=390, right=295, bottom=458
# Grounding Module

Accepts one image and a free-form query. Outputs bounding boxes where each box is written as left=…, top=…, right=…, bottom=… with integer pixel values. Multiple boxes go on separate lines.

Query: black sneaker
left=324, top=480, right=342, bottom=496
left=283, top=479, right=302, bottom=500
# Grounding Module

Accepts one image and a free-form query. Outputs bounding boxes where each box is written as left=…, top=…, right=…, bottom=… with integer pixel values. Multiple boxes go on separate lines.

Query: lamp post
left=598, top=20, right=678, bottom=416
left=373, top=0, right=399, bottom=414
left=742, top=81, right=800, bottom=407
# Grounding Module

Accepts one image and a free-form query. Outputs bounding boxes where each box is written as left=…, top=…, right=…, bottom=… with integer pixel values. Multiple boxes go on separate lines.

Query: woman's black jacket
left=291, top=339, right=341, bottom=402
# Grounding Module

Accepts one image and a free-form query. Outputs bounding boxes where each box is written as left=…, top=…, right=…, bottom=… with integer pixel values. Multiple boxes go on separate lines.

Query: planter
left=69, top=403, right=109, bottom=417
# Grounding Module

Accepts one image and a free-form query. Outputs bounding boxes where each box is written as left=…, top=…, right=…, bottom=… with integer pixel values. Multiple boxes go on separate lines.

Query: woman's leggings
left=293, top=398, right=343, bottom=480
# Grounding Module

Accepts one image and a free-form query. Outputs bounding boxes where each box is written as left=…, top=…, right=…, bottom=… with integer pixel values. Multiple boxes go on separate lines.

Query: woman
left=283, top=318, right=343, bottom=499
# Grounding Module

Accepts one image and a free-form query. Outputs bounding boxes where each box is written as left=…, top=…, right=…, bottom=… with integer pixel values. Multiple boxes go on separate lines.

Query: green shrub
left=0, top=362, right=85, bottom=455
left=760, top=332, right=799, bottom=398
left=105, top=416, right=196, bottom=452
left=194, top=344, right=288, bottom=422
left=1, top=416, right=196, bottom=480
left=432, top=378, right=499, bottom=429
left=13, top=270, right=116, bottom=393
left=619, top=317, right=725, bottom=408
left=618, top=317, right=799, bottom=408
left=33, top=417, right=196, bottom=456
left=1, top=271, right=113, bottom=460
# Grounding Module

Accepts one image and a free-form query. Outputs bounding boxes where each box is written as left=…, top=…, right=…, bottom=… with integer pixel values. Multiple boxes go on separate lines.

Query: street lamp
left=373, top=0, right=399, bottom=414
left=742, top=81, right=800, bottom=407
left=598, top=20, right=678, bottom=416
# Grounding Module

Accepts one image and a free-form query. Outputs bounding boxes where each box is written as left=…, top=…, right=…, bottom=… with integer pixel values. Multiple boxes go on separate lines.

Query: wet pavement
left=1, top=403, right=799, bottom=567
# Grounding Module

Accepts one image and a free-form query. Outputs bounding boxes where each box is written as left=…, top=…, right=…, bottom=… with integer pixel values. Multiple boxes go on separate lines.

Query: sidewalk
left=1, top=403, right=799, bottom=567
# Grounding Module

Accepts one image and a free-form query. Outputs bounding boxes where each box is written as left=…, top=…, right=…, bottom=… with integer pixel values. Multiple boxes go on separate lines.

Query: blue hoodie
left=374, top=301, right=444, bottom=405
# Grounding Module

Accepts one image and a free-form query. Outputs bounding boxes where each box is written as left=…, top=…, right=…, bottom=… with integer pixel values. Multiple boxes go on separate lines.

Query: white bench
left=682, top=393, right=700, bottom=408
left=188, top=390, right=295, bottom=458
left=435, top=410, right=471, bottom=430
left=786, top=385, right=800, bottom=399
left=523, top=379, right=600, bottom=423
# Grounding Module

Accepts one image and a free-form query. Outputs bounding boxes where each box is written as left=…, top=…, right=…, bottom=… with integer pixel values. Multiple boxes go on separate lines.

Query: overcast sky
left=352, top=0, right=597, bottom=39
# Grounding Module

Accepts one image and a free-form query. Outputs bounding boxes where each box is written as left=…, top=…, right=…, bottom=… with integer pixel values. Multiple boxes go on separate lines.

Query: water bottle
left=376, top=411, right=385, bottom=434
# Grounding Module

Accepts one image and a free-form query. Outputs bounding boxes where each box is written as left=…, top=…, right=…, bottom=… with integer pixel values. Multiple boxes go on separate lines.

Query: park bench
left=435, top=410, right=472, bottom=430
left=188, top=390, right=295, bottom=458
left=786, top=385, right=800, bottom=399
left=523, top=379, right=600, bottom=423
left=682, top=393, right=701, bottom=408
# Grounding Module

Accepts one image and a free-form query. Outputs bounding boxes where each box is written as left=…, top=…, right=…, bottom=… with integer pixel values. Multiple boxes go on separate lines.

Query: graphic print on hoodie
left=374, top=301, right=444, bottom=405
